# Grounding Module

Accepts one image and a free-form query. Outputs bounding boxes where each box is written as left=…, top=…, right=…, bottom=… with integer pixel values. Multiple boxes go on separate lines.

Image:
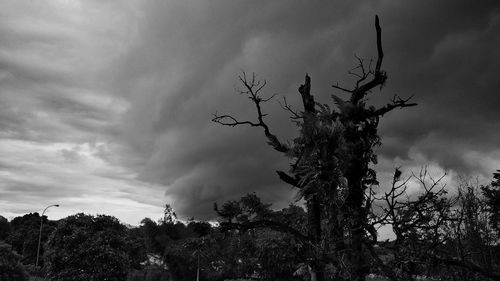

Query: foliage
left=254, top=230, right=305, bottom=281
left=0, top=242, right=29, bottom=281
left=140, top=215, right=213, bottom=257
left=158, top=195, right=307, bottom=281
left=140, top=218, right=165, bottom=254
left=187, top=220, right=212, bottom=237
left=482, top=170, right=500, bottom=234
left=165, top=231, right=263, bottom=281
left=126, top=227, right=148, bottom=270
left=161, top=204, right=177, bottom=224
left=44, top=213, right=132, bottom=281
left=0, top=216, right=10, bottom=241
left=161, top=222, right=249, bottom=281
left=23, top=264, right=47, bottom=279
left=5, top=212, right=56, bottom=266
left=214, top=193, right=272, bottom=224
left=214, top=194, right=308, bottom=280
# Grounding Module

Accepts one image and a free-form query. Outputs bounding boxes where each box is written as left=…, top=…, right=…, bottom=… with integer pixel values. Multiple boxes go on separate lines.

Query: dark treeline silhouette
left=0, top=176, right=499, bottom=281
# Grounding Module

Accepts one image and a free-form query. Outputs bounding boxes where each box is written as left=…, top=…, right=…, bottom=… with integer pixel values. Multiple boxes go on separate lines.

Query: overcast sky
left=0, top=0, right=499, bottom=225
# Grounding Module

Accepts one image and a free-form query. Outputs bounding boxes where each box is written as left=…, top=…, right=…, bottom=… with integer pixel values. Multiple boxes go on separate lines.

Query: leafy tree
left=0, top=242, right=29, bottom=281
left=162, top=194, right=305, bottom=281
left=0, top=216, right=10, bottom=241
left=6, top=212, right=56, bottom=265
left=215, top=194, right=308, bottom=280
left=213, top=16, right=415, bottom=281
left=164, top=236, right=217, bottom=281
left=141, top=218, right=164, bottom=254
left=165, top=228, right=265, bottom=281
left=44, top=213, right=132, bottom=281
left=140, top=204, right=207, bottom=257
left=126, top=226, right=148, bottom=270
left=482, top=170, right=500, bottom=233
left=162, top=204, right=177, bottom=224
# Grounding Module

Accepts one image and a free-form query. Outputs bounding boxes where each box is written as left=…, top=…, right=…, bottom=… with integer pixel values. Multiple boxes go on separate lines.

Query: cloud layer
left=0, top=0, right=499, bottom=223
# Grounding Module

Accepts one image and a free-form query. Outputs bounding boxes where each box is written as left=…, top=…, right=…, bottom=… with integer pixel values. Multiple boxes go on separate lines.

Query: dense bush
left=6, top=212, right=56, bottom=266
left=24, top=264, right=47, bottom=278
left=0, top=242, right=29, bottom=281
left=44, top=213, right=131, bottom=281
left=0, top=216, right=10, bottom=240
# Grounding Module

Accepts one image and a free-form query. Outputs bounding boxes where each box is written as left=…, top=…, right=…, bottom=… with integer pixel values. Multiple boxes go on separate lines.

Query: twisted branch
left=212, top=72, right=289, bottom=153
left=374, top=95, right=417, bottom=117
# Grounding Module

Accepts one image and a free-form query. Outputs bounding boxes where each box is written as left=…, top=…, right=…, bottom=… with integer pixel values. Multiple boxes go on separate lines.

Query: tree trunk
left=347, top=166, right=368, bottom=281
left=306, top=194, right=325, bottom=281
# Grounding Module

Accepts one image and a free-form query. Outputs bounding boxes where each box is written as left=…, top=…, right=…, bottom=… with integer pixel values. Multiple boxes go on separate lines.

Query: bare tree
left=370, top=169, right=500, bottom=281
left=213, top=15, right=416, bottom=281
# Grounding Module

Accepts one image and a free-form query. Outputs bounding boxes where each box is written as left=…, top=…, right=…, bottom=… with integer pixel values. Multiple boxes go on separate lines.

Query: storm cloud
left=0, top=0, right=499, bottom=223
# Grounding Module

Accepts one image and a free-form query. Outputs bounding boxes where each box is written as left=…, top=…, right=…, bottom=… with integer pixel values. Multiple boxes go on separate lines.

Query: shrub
left=0, top=242, right=29, bottom=281
left=45, top=214, right=130, bottom=281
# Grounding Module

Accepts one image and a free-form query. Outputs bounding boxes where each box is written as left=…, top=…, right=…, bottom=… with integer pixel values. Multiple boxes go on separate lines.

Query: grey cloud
left=0, top=0, right=163, bottom=223
left=1, top=180, right=78, bottom=199
left=106, top=1, right=500, bottom=220
left=60, top=148, right=82, bottom=163
left=377, top=7, right=500, bottom=175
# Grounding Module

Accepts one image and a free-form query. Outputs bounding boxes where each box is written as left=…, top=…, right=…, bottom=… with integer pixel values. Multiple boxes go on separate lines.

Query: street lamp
left=36, top=204, right=59, bottom=267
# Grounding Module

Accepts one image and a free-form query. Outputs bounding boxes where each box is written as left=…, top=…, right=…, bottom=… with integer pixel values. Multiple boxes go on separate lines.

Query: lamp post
left=36, top=204, right=59, bottom=267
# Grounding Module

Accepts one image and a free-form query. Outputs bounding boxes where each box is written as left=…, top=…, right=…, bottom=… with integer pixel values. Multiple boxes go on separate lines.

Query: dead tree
left=213, top=16, right=416, bottom=281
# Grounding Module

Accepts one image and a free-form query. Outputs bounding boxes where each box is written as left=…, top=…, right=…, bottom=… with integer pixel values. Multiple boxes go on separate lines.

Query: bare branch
left=348, top=54, right=366, bottom=80
left=373, top=94, right=417, bottom=117
left=212, top=112, right=260, bottom=127
left=278, top=97, right=302, bottom=119
left=212, top=73, right=289, bottom=153
left=261, top=93, right=277, bottom=102
left=350, top=15, right=388, bottom=103
left=331, top=82, right=354, bottom=93
left=348, top=54, right=375, bottom=88
left=371, top=169, right=412, bottom=227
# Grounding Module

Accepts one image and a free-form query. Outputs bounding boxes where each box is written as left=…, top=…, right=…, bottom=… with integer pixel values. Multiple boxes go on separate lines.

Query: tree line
left=0, top=175, right=499, bottom=281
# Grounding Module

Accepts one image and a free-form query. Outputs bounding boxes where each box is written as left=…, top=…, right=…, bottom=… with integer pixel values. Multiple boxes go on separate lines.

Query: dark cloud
left=107, top=1, right=500, bottom=220
left=377, top=4, right=500, bottom=176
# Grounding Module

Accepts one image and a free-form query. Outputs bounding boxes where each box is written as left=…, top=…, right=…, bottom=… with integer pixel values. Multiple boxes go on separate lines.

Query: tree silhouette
left=371, top=170, right=500, bottom=280
left=213, top=16, right=416, bottom=281
left=6, top=213, right=56, bottom=266
left=0, top=242, right=29, bottom=281
left=45, top=214, right=131, bottom=281
left=0, top=216, right=10, bottom=241
left=482, top=170, right=500, bottom=234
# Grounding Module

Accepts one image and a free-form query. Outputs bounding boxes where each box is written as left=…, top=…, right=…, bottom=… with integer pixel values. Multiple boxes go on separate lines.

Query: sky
left=0, top=0, right=499, bottom=226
